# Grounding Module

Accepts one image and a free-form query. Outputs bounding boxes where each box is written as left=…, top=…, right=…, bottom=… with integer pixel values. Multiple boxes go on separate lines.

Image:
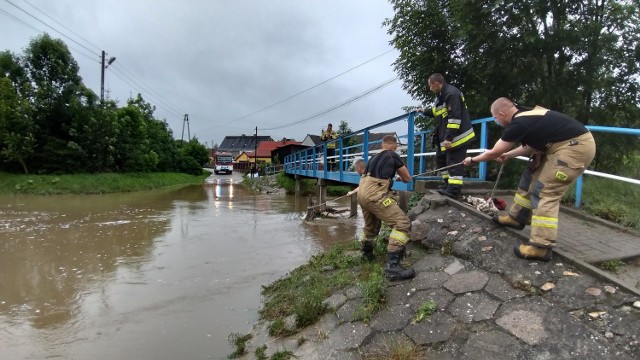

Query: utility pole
left=253, top=126, right=258, bottom=175
left=181, top=114, right=190, bottom=143
left=100, top=50, right=116, bottom=103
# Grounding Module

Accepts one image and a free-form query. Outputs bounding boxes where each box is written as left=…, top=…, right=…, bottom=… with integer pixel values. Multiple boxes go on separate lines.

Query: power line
left=111, top=62, right=186, bottom=116
left=2, top=0, right=187, bottom=119
left=226, top=50, right=395, bottom=124
left=260, top=77, right=399, bottom=131
left=0, top=8, right=100, bottom=64
left=4, top=0, right=100, bottom=57
left=20, top=0, right=101, bottom=52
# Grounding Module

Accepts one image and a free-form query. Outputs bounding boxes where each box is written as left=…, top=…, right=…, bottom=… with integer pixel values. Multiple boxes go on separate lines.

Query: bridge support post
left=294, top=175, right=301, bottom=197
left=317, top=179, right=327, bottom=212
left=398, top=191, right=411, bottom=212
left=350, top=192, right=358, bottom=217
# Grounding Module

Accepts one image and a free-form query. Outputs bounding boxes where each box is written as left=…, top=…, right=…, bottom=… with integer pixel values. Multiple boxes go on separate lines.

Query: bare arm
left=396, top=165, right=412, bottom=183
left=463, top=139, right=515, bottom=166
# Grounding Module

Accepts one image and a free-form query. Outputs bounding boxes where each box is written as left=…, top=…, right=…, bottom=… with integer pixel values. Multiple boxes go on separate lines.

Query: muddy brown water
left=0, top=172, right=361, bottom=359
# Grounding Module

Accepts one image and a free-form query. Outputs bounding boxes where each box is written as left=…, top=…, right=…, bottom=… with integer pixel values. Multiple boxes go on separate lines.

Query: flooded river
left=0, top=172, right=361, bottom=359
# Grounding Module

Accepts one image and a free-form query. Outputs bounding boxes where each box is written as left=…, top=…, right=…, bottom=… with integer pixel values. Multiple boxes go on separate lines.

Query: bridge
left=278, top=111, right=640, bottom=294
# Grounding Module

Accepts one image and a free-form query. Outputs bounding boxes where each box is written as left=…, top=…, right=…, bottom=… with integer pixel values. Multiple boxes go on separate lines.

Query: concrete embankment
left=237, top=193, right=640, bottom=359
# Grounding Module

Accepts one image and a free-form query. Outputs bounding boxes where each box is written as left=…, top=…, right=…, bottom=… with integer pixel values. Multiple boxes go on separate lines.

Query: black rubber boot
left=385, top=248, right=415, bottom=281
left=361, top=241, right=375, bottom=262
left=437, top=186, right=461, bottom=199
left=437, top=179, right=448, bottom=191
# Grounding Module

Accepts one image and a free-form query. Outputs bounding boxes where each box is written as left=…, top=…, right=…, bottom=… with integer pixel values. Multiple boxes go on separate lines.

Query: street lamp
left=100, top=50, right=116, bottom=103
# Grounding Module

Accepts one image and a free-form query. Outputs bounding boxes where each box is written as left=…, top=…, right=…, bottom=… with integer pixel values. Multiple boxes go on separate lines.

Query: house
left=271, top=143, right=309, bottom=164
left=218, top=134, right=274, bottom=157
left=255, top=140, right=301, bottom=164
left=301, top=134, right=322, bottom=147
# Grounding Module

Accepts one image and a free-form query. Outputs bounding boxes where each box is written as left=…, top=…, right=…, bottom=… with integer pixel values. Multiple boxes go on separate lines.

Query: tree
left=0, top=78, right=35, bottom=173
left=385, top=0, right=640, bottom=172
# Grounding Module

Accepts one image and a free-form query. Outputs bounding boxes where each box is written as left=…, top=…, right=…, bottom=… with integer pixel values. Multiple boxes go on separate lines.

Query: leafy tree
left=177, top=138, right=209, bottom=175
left=0, top=78, right=36, bottom=173
left=385, top=0, right=640, bottom=172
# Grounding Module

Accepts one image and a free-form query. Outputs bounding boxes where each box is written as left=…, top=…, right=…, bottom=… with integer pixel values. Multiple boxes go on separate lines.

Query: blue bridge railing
left=276, top=112, right=639, bottom=208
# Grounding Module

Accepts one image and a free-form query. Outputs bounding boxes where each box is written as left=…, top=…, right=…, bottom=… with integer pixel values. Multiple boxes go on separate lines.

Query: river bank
left=0, top=171, right=210, bottom=195
left=228, top=192, right=640, bottom=360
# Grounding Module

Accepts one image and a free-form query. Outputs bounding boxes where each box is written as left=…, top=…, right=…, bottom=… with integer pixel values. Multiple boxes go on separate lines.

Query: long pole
left=254, top=126, right=258, bottom=174
left=100, top=50, right=105, bottom=103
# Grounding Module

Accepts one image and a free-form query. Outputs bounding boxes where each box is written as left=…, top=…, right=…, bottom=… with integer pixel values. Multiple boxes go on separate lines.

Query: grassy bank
left=563, top=176, right=640, bottom=230
left=0, top=171, right=210, bottom=195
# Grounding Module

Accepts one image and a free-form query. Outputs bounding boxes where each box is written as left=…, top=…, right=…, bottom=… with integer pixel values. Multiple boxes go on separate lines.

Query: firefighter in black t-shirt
left=462, top=97, right=596, bottom=261
left=357, top=135, right=415, bottom=280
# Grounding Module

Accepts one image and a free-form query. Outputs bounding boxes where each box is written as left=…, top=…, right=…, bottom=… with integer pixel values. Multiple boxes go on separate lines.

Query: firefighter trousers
left=508, top=132, right=596, bottom=247
left=357, top=175, right=411, bottom=252
left=436, top=144, right=469, bottom=193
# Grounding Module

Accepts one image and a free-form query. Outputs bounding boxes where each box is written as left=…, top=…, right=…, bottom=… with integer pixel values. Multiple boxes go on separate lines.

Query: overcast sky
left=1, top=0, right=418, bottom=147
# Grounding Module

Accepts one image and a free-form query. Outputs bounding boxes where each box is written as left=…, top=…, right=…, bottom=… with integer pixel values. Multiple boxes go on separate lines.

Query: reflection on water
left=0, top=173, right=361, bottom=359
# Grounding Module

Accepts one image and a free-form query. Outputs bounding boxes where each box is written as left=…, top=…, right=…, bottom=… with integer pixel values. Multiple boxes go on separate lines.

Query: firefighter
left=420, top=73, right=475, bottom=198
left=357, top=135, right=415, bottom=280
left=463, top=97, right=596, bottom=261
left=321, top=123, right=339, bottom=171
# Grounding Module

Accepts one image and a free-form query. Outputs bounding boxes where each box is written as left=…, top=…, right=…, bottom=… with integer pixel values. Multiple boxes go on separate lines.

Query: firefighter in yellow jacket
left=358, top=135, right=415, bottom=280
left=463, top=97, right=596, bottom=261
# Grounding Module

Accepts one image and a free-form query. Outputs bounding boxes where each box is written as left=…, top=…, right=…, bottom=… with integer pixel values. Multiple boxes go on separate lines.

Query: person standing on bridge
left=358, top=135, right=415, bottom=281
left=462, top=97, right=596, bottom=261
left=321, top=123, right=339, bottom=171
left=420, top=73, right=475, bottom=199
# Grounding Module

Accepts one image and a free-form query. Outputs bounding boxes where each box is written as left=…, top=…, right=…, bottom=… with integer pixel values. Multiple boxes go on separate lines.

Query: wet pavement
left=239, top=193, right=640, bottom=359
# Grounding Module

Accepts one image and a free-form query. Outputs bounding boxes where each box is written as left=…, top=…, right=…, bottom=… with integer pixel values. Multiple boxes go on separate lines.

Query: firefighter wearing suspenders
left=463, top=97, right=596, bottom=261
left=357, top=135, right=415, bottom=281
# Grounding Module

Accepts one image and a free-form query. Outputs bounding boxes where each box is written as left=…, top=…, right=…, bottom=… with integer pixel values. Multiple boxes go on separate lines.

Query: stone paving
left=497, top=195, right=640, bottom=264
left=238, top=194, right=640, bottom=359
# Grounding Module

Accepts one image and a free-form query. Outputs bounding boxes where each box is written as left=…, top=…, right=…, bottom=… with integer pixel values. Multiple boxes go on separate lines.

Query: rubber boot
left=514, top=240, right=552, bottom=261
left=492, top=215, right=525, bottom=230
left=437, top=186, right=461, bottom=199
left=437, top=179, right=448, bottom=191
left=361, top=241, right=375, bottom=262
left=385, top=248, right=415, bottom=281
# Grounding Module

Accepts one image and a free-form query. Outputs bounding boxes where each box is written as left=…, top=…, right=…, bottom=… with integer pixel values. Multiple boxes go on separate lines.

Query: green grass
left=413, top=300, right=437, bottom=323
left=0, top=171, right=210, bottom=195
left=598, top=259, right=625, bottom=274
left=259, top=241, right=383, bottom=332
left=227, top=333, right=252, bottom=359
left=563, top=177, right=640, bottom=230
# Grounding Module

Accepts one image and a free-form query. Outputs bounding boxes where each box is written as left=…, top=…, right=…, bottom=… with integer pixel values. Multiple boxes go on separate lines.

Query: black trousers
left=435, top=144, right=469, bottom=193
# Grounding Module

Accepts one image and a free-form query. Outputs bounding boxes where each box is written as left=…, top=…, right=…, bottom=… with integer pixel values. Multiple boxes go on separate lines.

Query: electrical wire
left=226, top=50, right=395, bottom=124
left=260, top=77, right=399, bottom=131
left=20, top=0, right=102, bottom=52
left=4, top=0, right=100, bottom=57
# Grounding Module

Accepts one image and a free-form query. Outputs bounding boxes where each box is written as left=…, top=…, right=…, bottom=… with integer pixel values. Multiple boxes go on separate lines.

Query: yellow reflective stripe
left=441, top=173, right=450, bottom=179
left=532, top=215, right=558, bottom=228
left=433, top=105, right=448, bottom=118
left=450, top=128, right=475, bottom=147
left=514, top=194, right=532, bottom=209
left=448, top=178, right=463, bottom=185
left=447, top=123, right=461, bottom=129
left=389, top=229, right=410, bottom=244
